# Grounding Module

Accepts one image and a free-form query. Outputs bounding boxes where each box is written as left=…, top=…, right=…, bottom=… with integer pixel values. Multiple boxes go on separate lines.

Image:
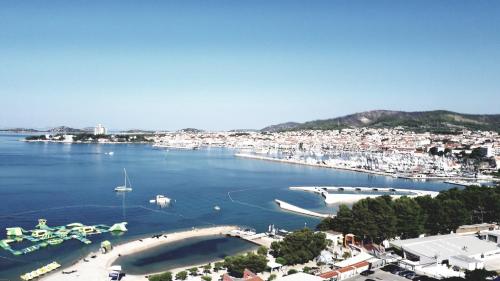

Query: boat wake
left=227, top=187, right=280, bottom=213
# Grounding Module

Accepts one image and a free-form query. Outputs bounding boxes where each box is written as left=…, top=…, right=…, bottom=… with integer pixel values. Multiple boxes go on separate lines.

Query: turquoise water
left=0, top=134, right=452, bottom=280
left=113, top=235, right=257, bottom=275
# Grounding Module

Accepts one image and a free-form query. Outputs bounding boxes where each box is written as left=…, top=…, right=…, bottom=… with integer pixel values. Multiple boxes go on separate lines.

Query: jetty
left=274, top=199, right=333, bottom=218
left=290, top=186, right=439, bottom=204
left=224, top=228, right=281, bottom=248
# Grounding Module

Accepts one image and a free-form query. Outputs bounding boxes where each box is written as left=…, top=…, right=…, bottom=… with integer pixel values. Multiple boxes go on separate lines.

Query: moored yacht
left=114, top=168, right=133, bottom=192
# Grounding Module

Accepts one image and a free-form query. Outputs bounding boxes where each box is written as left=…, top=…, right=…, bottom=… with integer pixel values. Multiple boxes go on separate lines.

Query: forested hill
left=261, top=110, right=500, bottom=133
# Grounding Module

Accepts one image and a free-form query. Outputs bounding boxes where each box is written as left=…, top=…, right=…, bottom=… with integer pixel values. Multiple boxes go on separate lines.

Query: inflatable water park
left=0, top=219, right=128, bottom=256
left=20, top=261, right=61, bottom=281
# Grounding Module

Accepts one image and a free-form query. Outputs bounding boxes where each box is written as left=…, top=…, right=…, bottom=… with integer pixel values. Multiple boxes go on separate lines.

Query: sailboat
left=114, top=168, right=133, bottom=192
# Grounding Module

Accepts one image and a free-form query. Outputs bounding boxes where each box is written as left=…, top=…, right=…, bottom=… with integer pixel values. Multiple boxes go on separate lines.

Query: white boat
left=150, top=195, right=171, bottom=207
left=114, top=168, right=133, bottom=192
left=214, top=205, right=221, bottom=211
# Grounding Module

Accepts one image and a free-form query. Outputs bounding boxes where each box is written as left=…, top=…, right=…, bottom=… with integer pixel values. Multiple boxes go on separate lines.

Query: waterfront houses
left=153, top=128, right=500, bottom=180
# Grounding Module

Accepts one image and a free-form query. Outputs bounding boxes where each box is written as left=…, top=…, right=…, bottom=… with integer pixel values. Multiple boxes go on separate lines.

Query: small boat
left=150, top=195, right=171, bottom=205
left=214, top=205, right=221, bottom=211
left=114, top=168, right=133, bottom=192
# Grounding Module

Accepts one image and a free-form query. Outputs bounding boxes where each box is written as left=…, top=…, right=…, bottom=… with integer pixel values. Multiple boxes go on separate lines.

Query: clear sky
left=1, top=0, right=499, bottom=130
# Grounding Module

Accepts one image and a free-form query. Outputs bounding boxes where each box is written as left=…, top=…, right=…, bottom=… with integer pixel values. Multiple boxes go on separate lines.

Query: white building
left=94, top=124, right=107, bottom=135
left=486, top=230, right=500, bottom=245
left=390, top=233, right=500, bottom=269
left=62, top=135, right=74, bottom=143
left=322, top=230, right=344, bottom=247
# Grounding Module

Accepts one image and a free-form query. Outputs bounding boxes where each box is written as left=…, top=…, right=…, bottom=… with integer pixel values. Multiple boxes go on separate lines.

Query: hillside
left=0, top=128, right=40, bottom=133
left=261, top=110, right=500, bottom=133
left=48, top=126, right=90, bottom=134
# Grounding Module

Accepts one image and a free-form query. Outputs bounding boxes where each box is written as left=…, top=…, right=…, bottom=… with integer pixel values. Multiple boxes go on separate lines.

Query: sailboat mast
left=124, top=168, right=127, bottom=187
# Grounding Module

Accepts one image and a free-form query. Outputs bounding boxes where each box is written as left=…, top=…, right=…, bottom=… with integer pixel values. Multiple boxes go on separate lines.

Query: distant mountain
left=228, top=129, right=259, bottom=133
left=121, top=129, right=155, bottom=134
left=261, top=110, right=500, bottom=133
left=178, top=128, right=204, bottom=133
left=48, top=126, right=90, bottom=134
left=260, top=122, right=301, bottom=133
left=0, top=128, right=40, bottom=133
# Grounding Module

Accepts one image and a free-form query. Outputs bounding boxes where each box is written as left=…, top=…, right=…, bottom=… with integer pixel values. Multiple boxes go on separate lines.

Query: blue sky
left=1, top=0, right=499, bottom=130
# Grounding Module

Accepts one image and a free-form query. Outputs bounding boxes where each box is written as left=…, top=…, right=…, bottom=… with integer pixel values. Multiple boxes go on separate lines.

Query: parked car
left=404, top=272, right=418, bottom=279
left=381, top=264, right=401, bottom=272
left=360, top=270, right=375, bottom=276
left=399, top=270, right=416, bottom=278
left=391, top=267, right=406, bottom=275
left=413, top=276, right=440, bottom=281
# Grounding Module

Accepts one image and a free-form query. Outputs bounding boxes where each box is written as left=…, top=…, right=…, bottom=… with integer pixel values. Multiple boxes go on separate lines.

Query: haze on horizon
left=1, top=0, right=499, bottom=131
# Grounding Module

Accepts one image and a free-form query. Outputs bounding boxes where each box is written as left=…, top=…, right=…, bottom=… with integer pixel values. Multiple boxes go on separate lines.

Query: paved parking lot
left=345, top=269, right=410, bottom=281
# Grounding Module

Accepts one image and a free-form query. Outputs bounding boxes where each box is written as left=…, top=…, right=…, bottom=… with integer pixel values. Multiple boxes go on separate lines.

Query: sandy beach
left=39, top=225, right=239, bottom=281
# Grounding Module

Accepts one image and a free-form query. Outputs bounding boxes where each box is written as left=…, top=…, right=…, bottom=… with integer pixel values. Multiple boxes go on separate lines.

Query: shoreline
left=21, top=139, right=152, bottom=145
left=234, top=153, right=497, bottom=182
left=39, top=225, right=239, bottom=281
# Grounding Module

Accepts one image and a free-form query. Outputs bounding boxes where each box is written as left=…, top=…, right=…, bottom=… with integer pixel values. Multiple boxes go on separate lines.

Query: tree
left=224, top=252, right=268, bottom=277
left=317, top=205, right=353, bottom=234
left=175, top=271, right=187, bottom=280
left=267, top=274, right=277, bottom=281
left=349, top=197, right=396, bottom=243
left=275, top=257, right=286, bottom=265
left=415, top=195, right=443, bottom=235
left=270, top=228, right=327, bottom=265
left=440, top=199, right=469, bottom=233
left=188, top=267, right=198, bottom=276
left=287, top=269, right=298, bottom=275
left=317, top=186, right=500, bottom=239
left=257, top=246, right=268, bottom=256
left=464, top=268, right=497, bottom=281
left=148, top=272, right=172, bottom=281
left=201, top=276, right=212, bottom=281
left=202, top=264, right=212, bottom=274
left=393, top=197, right=425, bottom=238
left=213, top=261, right=224, bottom=272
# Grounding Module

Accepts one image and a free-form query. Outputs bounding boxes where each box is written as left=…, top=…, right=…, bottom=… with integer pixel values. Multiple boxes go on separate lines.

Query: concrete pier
left=290, top=186, right=439, bottom=204
left=274, top=199, right=333, bottom=218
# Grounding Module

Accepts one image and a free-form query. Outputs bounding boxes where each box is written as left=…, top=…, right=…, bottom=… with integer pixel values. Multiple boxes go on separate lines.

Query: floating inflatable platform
left=0, top=219, right=128, bottom=255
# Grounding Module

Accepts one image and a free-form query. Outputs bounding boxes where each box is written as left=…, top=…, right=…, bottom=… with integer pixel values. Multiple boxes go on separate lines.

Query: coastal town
left=24, top=123, right=500, bottom=182
left=153, top=128, right=500, bottom=182
left=3, top=0, right=500, bottom=280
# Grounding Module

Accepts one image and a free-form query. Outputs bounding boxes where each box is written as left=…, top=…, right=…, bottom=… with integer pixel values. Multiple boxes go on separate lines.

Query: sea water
left=0, top=134, right=452, bottom=280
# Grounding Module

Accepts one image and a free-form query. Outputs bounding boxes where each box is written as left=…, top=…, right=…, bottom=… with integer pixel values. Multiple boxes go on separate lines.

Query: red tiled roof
left=337, top=267, right=353, bottom=273
left=319, top=271, right=339, bottom=278
left=352, top=261, right=370, bottom=268
left=222, top=269, right=264, bottom=281
left=246, top=277, right=264, bottom=281
left=243, top=269, right=257, bottom=278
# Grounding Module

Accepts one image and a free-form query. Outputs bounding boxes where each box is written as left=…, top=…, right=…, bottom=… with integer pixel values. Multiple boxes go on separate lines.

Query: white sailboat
left=114, top=168, right=133, bottom=192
